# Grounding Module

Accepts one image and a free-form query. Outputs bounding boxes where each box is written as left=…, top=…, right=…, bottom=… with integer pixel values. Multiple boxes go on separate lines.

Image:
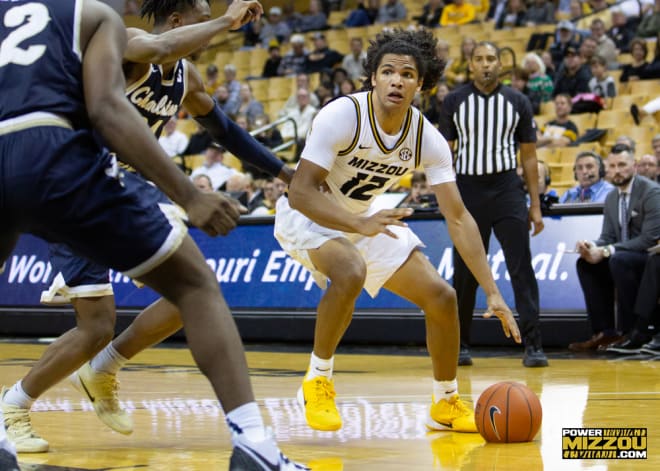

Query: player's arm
left=433, top=182, right=520, bottom=342
left=80, top=0, right=238, bottom=235
left=182, top=65, right=293, bottom=183
left=124, top=1, right=262, bottom=64
left=288, top=160, right=412, bottom=237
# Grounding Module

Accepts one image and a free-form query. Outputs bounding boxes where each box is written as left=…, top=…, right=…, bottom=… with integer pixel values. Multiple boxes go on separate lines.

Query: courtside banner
left=0, top=214, right=601, bottom=311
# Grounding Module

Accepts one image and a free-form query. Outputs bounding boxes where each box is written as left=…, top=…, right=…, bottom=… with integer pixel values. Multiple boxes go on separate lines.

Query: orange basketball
left=474, top=381, right=542, bottom=443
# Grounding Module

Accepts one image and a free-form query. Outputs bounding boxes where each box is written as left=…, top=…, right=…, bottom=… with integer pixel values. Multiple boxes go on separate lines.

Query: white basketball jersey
left=303, top=91, right=426, bottom=214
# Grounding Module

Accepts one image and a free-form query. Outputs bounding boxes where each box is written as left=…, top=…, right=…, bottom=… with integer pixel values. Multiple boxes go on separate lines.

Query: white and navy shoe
left=228, top=421, right=309, bottom=471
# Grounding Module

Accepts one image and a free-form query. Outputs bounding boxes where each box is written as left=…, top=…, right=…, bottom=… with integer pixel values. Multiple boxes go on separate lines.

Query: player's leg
left=136, top=236, right=306, bottom=469
left=71, top=297, right=181, bottom=434
left=383, top=249, right=477, bottom=433
left=1, top=295, right=115, bottom=452
left=296, top=238, right=366, bottom=432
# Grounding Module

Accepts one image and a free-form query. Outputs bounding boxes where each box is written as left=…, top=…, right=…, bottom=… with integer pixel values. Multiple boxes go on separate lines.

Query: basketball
left=474, top=381, right=542, bottom=443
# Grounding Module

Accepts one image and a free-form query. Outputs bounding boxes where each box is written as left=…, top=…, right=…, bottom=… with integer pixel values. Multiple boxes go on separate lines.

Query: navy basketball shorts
left=0, top=126, right=187, bottom=280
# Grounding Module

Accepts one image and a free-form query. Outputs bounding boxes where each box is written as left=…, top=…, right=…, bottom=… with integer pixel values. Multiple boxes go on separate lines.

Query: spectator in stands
left=435, top=39, right=452, bottom=79
left=549, top=20, right=581, bottom=70
left=293, top=0, right=329, bottom=32
left=344, top=0, right=380, bottom=27
left=262, top=45, right=282, bottom=78
left=237, top=83, right=264, bottom=125
left=204, top=64, right=220, bottom=96
left=241, top=16, right=263, bottom=48
left=578, top=36, right=598, bottom=66
left=424, top=81, right=450, bottom=127
left=342, top=37, right=367, bottom=81
left=620, top=38, right=650, bottom=82
left=560, top=151, right=614, bottom=203
left=415, top=0, right=445, bottom=27
left=537, top=94, right=579, bottom=147
left=522, top=52, right=553, bottom=105
left=280, top=74, right=321, bottom=118
left=280, top=88, right=319, bottom=149
left=304, top=32, right=344, bottom=74
left=589, top=18, right=618, bottom=69
left=214, top=84, right=232, bottom=114
left=158, top=117, right=189, bottom=158
left=339, top=78, right=357, bottom=96
left=244, top=114, right=284, bottom=180
left=637, top=0, right=660, bottom=38
left=259, top=6, right=292, bottom=48
left=190, top=143, right=241, bottom=191
left=511, top=67, right=543, bottom=115
left=495, top=0, right=527, bottom=30
left=222, top=64, right=241, bottom=117
left=608, top=7, right=636, bottom=53
left=445, top=37, right=476, bottom=89
left=553, top=45, right=591, bottom=97
left=616, top=135, right=637, bottom=154
left=517, top=160, right=559, bottom=208
left=330, top=67, right=349, bottom=96
left=639, top=32, right=660, bottom=80
left=541, top=50, right=556, bottom=80
left=569, top=144, right=660, bottom=351
left=401, top=171, right=434, bottom=209
left=192, top=174, right=214, bottom=193
left=636, top=154, right=660, bottom=181
left=588, top=55, right=617, bottom=108
left=376, top=0, right=407, bottom=23
left=278, top=34, right=309, bottom=76
left=441, top=0, right=476, bottom=25
left=182, top=122, right=213, bottom=157
left=252, top=177, right=287, bottom=215
left=524, top=0, right=555, bottom=26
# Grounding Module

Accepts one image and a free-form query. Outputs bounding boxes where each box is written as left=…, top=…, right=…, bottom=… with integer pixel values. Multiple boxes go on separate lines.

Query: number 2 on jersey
left=0, top=3, right=49, bottom=68
left=340, top=172, right=388, bottom=201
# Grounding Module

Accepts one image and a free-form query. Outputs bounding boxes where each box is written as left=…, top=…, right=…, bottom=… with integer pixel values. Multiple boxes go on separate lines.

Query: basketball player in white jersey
left=274, top=28, right=521, bottom=433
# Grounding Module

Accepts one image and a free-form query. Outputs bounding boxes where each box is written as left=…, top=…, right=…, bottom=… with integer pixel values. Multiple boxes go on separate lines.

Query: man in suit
left=569, top=143, right=660, bottom=351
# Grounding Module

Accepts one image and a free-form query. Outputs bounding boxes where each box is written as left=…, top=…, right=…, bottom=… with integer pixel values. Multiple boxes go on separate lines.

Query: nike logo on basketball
left=489, top=405, right=502, bottom=440
left=358, top=144, right=371, bottom=149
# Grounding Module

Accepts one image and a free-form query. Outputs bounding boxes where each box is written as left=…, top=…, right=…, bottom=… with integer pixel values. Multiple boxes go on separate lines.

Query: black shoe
left=606, top=331, right=651, bottom=354
left=458, top=346, right=473, bottom=366
left=640, top=336, right=660, bottom=355
left=0, top=448, right=20, bottom=471
left=630, top=104, right=641, bottom=125
left=523, top=345, right=548, bottom=367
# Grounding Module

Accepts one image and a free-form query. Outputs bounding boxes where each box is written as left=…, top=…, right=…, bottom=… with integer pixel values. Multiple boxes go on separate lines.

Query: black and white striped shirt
left=438, top=83, right=536, bottom=176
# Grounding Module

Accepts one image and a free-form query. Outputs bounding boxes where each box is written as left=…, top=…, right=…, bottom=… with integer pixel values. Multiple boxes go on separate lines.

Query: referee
left=438, top=42, right=548, bottom=368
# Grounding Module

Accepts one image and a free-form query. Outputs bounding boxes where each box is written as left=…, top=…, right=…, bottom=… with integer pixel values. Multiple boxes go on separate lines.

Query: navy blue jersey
left=125, top=61, right=188, bottom=138
left=0, top=0, right=89, bottom=128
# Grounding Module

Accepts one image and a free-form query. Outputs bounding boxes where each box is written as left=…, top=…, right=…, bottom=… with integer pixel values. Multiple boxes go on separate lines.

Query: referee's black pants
left=453, top=170, right=542, bottom=348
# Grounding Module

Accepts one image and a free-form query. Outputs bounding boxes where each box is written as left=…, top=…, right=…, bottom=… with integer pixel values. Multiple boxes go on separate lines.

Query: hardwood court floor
left=1, top=341, right=658, bottom=470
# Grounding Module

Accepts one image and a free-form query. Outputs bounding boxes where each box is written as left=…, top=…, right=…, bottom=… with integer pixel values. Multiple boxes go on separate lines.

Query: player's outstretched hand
left=186, top=191, right=240, bottom=236
left=226, top=0, right=263, bottom=31
left=356, top=208, right=413, bottom=238
left=483, top=293, right=521, bottom=343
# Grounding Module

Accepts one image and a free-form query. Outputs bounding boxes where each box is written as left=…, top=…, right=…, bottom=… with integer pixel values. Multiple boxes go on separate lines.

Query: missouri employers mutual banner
left=0, top=214, right=601, bottom=312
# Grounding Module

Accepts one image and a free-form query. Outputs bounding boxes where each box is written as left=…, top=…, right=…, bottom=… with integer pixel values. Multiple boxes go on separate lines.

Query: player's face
left=470, top=44, right=501, bottom=89
left=371, top=54, right=421, bottom=110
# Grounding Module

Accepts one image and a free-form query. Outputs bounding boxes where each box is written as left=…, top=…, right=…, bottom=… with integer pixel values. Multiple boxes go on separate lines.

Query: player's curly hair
left=140, top=0, right=209, bottom=25
left=361, top=28, right=444, bottom=92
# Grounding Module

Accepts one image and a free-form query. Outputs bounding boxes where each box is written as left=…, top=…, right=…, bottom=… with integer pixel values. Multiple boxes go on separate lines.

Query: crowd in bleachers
left=136, top=0, right=660, bottom=215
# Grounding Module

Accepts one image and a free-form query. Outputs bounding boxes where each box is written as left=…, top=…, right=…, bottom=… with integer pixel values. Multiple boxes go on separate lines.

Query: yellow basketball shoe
left=69, top=363, right=133, bottom=435
left=1, top=387, right=49, bottom=453
left=427, top=394, right=477, bottom=433
left=296, top=377, right=342, bottom=431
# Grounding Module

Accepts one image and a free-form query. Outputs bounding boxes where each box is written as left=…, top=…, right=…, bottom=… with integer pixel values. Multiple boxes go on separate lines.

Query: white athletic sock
left=90, top=342, right=128, bottom=375
left=226, top=402, right=267, bottom=443
left=433, top=379, right=458, bottom=402
left=305, top=352, right=334, bottom=380
left=2, top=380, right=35, bottom=410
